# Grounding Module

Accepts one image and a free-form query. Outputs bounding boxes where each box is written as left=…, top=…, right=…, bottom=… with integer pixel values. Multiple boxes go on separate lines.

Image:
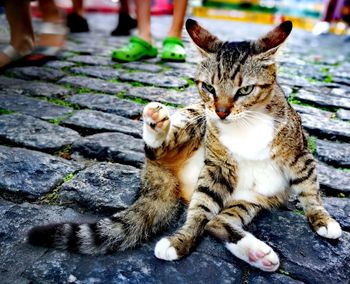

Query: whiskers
left=223, top=110, right=286, bottom=132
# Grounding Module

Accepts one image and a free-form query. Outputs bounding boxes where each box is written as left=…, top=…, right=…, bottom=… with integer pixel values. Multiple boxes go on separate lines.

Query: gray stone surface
left=291, top=104, right=333, bottom=118
left=70, top=66, right=120, bottom=80
left=59, top=163, right=140, bottom=213
left=0, top=76, right=71, bottom=98
left=5, top=66, right=65, bottom=82
left=67, top=55, right=114, bottom=66
left=336, top=108, right=350, bottom=121
left=0, top=92, right=73, bottom=120
left=126, top=86, right=199, bottom=106
left=44, top=60, right=76, bottom=69
left=59, top=76, right=129, bottom=94
left=0, top=146, right=80, bottom=198
left=73, top=132, right=144, bottom=167
left=318, top=163, right=350, bottom=194
left=300, top=113, right=350, bottom=141
left=323, top=197, right=350, bottom=230
left=295, top=89, right=350, bottom=110
left=0, top=114, right=80, bottom=151
left=62, top=109, right=142, bottom=138
left=67, top=93, right=143, bottom=119
left=0, top=202, right=96, bottom=284
left=0, top=14, right=349, bottom=284
left=251, top=211, right=350, bottom=284
left=119, top=71, right=189, bottom=88
left=316, top=139, right=350, bottom=167
left=121, top=62, right=163, bottom=73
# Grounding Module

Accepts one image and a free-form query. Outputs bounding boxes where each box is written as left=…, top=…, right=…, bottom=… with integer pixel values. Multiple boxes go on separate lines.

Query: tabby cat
left=28, top=19, right=342, bottom=272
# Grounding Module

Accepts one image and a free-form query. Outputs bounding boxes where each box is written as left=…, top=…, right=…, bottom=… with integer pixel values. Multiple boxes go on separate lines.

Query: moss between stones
left=49, top=111, right=76, bottom=126
left=293, top=209, right=305, bottom=216
left=307, top=136, right=317, bottom=154
left=55, top=144, right=73, bottom=160
left=35, top=96, right=80, bottom=110
left=0, top=108, right=16, bottom=115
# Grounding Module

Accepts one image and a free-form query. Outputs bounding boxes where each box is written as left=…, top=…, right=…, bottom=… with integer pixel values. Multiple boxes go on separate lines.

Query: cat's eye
left=201, top=82, right=216, bottom=96
left=237, top=85, right=255, bottom=97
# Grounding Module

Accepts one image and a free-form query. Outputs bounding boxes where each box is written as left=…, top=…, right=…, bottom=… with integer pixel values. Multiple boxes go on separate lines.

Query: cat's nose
left=215, top=108, right=230, bottom=120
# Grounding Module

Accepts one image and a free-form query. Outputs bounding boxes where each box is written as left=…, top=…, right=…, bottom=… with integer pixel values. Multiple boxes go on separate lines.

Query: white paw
left=317, top=220, right=342, bottom=239
left=143, top=102, right=170, bottom=148
left=225, top=233, right=279, bottom=272
left=154, top=238, right=179, bottom=261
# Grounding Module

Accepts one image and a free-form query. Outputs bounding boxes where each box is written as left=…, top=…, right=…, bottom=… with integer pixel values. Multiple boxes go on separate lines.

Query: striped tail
left=28, top=196, right=180, bottom=254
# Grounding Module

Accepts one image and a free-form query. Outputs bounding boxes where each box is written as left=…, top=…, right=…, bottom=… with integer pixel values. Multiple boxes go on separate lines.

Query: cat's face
left=186, top=20, right=292, bottom=124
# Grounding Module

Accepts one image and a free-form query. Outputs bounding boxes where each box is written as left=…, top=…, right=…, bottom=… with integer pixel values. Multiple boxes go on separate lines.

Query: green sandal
left=112, top=36, right=158, bottom=62
left=161, top=37, right=186, bottom=62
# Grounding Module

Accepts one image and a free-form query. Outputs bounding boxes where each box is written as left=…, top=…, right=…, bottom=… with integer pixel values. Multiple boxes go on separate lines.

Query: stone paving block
left=126, top=86, right=199, bottom=106
left=300, top=113, right=350, bottom=141
left=72, top=132, right=144, bottom=168
left=336, top=108, right=350, bottom=121
left=67, top=55, right=114, bottom=66
left=119, top=71, right=189, bottom=88
left=59, top=162, right=140, bottom=213
left=67, top=93, right=143, bottom=119
left=121, top=62, right=163, bottom=73
left=291, top=104, right=333, bottom=118
left=5, top=66, right=65, bottom=82
left=44, top=60, right=76, bottom=69
left=69, top=66, right=120, bottom=80
left=0, top=202, right=96, bottom=284
left=0, top=146, right=81, bottom=198
left=323, top=197, right=350, bottom=230
left=318, top=163, right=350, bottom=194
left=0, top=75, right=70, bottom=98
left=295, top=89, right=350, bottom=110
left=62, top=109, right=142, bottom=138
left=59, top=76, right=129, bottom=94
left=0, top=92, right=73, bottom=120
left=251, top=211, right=350, bottom=284
left=316, top=139, right=350, bottom=167
left=0, top=114, right=80, bottom=151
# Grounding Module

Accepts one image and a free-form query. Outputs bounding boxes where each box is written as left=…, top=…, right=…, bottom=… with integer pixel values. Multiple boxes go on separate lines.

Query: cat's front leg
left=143, top=102, right=171, bottom=148
left=289, top=152, right=342, bottom=239
left=154, top=165, right=227, bottom=261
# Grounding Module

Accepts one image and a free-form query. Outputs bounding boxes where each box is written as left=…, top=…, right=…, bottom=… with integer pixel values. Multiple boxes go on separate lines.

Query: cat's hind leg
left=206, top=200, right=279, bottom=272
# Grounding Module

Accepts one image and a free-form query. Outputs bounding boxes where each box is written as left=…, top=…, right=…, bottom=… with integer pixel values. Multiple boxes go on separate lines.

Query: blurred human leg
left=111, top=0, right=137, bottom=36
left=0, top=0, right=34, bottom=67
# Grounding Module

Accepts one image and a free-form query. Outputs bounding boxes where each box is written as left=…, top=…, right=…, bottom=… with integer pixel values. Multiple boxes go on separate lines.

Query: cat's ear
left=186, top=19, right=222, bottom=56
left=254, top=21, right=293, bottom=56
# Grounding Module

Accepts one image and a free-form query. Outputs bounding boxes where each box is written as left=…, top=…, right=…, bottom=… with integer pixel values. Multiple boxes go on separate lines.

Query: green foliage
left=75, top=87, right=94, bottom=94
left=293, top=209, right=305, bottom=215
left=63, top=172, right=75, bottom=183
left=323, top=74, right=333, bottom=83
left=0, top=108, right=15, bottom=115
left=307, top=136, right=317, bottom=154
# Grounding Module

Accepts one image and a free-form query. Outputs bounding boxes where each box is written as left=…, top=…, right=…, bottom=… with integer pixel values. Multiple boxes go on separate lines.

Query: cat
left=28, top=19, right=342, bottom=272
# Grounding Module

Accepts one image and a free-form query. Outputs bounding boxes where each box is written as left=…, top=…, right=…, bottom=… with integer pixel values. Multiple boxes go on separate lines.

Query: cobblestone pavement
left=1, top=14, right=350, bottom=283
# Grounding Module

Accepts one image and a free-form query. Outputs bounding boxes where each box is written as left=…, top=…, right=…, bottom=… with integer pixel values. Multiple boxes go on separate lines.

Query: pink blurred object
left=31, top=0, right=173, bottom=17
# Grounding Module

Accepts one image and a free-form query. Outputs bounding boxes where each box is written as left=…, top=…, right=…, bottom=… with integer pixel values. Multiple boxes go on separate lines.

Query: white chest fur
left=217, top=114, right=287, bottom=202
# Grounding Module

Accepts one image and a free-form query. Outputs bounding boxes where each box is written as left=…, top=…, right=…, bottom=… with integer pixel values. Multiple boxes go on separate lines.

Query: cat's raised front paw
left=143, top=102, right=170, bottom=148
left=225, top=233, right=279, bottom=272
left=143, top=102, right=170, bottom=133
left=316, top=219, right=342, bottom=239
left=154, top=237, right=179, bottom=261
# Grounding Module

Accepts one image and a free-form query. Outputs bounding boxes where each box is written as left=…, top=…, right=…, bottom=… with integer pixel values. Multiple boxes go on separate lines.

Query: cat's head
left=186, top=19, right=292, bottom=123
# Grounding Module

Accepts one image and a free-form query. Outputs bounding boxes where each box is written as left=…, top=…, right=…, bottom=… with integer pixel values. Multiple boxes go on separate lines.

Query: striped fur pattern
left=154, top=19, right=342, bottom=272
left=28, top=20, right=342, bottom=272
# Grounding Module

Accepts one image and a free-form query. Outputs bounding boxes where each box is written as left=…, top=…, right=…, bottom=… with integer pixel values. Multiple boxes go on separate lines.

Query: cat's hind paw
left=225, top=233, right=279, bottom=272
left=154, top=238, right=179, bottom=261
left=316, top=219, right=342, bottom=239
left=143, top=102, right=170, bottom=148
